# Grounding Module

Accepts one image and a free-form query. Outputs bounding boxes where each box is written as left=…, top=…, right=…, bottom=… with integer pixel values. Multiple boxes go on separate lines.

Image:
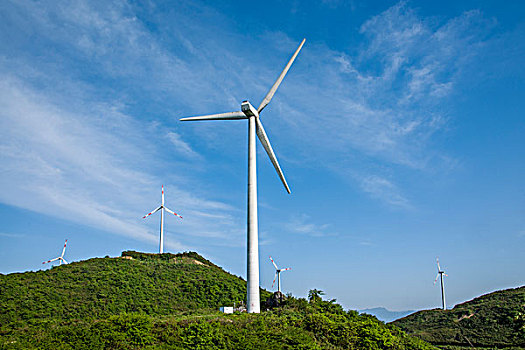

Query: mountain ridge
left=360, top=307, right=415, bottom=322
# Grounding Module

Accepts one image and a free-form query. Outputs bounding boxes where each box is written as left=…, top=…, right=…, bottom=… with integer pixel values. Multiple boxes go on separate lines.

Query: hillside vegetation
left=393, top=286, right=525, bottom=349
left=1, top=251, right=254, bottom=326
left=0, top=251, right=435, bottom=349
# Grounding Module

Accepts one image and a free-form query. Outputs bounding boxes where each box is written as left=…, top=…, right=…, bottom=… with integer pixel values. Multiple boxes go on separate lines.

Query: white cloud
left=0, top=74, right=243, bottom=250
left=283, top=6, right=485, bottom=166
left=0, top=232, right=26, bottom=238
left=166, top=131, right=200, bottom=159
left=358, top=175, right=411, bottom=208
left=0, top=0, right=496, bottom=241
left=1, top=0, right=257, bottom=250
left=255, top=3, right=492, bottom=207
left=285, top=214, right=331, bottom=237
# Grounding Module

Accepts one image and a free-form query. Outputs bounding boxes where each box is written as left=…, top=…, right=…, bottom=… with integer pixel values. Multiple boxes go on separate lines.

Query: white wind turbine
left=142, top=185, right=183, bottom=254
left=434, top=257, right=448, bottom=310
left=270, top=256, right=291, bottom=293
left=180, top=38, right=305, bottom=313
left=42, top=239, right=68, bottom=266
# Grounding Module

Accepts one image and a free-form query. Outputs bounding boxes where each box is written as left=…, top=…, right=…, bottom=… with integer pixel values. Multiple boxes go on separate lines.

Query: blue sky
left=1, top=0, right=524, bottom=311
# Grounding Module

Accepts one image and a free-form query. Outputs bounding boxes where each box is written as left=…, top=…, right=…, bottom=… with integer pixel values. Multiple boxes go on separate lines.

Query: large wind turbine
left=434, top=258, right=448, bottom=310
left=143, top=185, right=183, bottom=254
left=180, top=39, right=305, bottom=313
left=42, top=239, right=68, bottom=266
left=270, top=256, right=291, bottom=293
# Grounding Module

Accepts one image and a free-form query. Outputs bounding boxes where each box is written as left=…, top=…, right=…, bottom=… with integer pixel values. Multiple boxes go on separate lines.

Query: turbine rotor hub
left=241, top=100, right=258, bottom=117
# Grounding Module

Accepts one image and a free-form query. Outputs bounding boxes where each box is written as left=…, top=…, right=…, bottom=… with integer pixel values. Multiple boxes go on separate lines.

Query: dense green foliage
left=1, top=251, right=262, bottom=328
left=1, top=297, right=435, bottom=349
left=393, top=286, right=525, bottom=349
left=1, top=252, right=435, bottom=349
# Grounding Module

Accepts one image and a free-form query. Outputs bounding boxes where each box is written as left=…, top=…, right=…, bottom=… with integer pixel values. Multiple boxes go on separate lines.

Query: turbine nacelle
left=241, top=100, right=259, bottom=118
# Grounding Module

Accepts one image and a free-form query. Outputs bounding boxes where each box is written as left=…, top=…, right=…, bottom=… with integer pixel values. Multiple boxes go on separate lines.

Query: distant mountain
left=359, top=307, right=415, bottom=322
left=393, top=286, right=525, bottom=349
left=0, top=251, right=436, bottom=349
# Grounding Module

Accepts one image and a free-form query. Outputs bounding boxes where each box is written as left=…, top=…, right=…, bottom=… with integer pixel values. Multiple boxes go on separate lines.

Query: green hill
left=1, top=251, right=255, bottom=325
left=0, top=251, right=435, bottom=349
left=392, top=286, right=525, bottom=349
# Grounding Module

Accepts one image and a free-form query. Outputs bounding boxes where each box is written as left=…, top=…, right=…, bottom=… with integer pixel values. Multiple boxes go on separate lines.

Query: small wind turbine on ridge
left=42, top=239, right=68, bottom=266
left=434, top=257, right=448, bottom=310
left=142, top=185, right=182, bottom=254
left=180, top=38, right=305, bottom=313
left=270, top=256, right=291, bottom=293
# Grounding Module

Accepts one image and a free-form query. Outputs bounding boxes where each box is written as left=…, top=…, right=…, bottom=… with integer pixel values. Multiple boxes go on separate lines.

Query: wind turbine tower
left=42, top=239, right=68, bottom=266
left=180, top=39, right=305, bottom=313
left=434, top=258, right=448, bottom=310
left=143, top=185, right=183, bottom=254
left=270, top=256, right=291, bottom=293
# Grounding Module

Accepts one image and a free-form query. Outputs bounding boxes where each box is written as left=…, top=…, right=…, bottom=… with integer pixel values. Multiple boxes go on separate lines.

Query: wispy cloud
left=358, top=175, right=411, bottom=209
left=0, top=0, right=256, bottom=249
left=258, top=229, right=275, bottom=247
left=285, top=214, right=332, bottom=237
left=0, top=74, right=241, bottom=250
left=260, top=2, right=493, bottom=207
left=0, top=232, right=26, bottom=238
left=166, top=131, right=201, bottom=159
left=291, top=9, right=482, bottom=164
left=0, top=0, right=498, bottom=248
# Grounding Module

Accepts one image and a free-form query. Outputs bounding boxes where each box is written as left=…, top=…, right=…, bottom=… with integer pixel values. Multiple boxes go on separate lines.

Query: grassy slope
left=393, top=286, right=525, bottom=349
left=0, top=252, right=435, bottom=349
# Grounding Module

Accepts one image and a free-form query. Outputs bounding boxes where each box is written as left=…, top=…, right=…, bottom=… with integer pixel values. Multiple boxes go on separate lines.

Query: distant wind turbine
left=180, top=38, right=306, bottom=313
left=270, top=256, right=291, bottom=293
left=142, top=185, right=182, bottom=254
left=42, top=239, right=68, bottom=266
left=434, top=257, right=448, bottom=310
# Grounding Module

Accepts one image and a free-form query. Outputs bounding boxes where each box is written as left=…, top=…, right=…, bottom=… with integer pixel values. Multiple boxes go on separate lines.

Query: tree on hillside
left=308, top=289, right=325, bottom=303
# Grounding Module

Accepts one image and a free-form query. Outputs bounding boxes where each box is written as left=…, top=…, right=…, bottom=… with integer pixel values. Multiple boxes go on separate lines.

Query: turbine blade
left=62, top=258, right=68, bottom=264
left=258, top=38, right=306, bottom=113
left=436, top=258, right=441, bottom=271
left=143, top=206, right=162, bottom=219
left=180, top=111, right=247, bottom=121
left=164, top=207, right=183, bottom=219
left=282, top=267, right=291, bottom=271
left=43, top=257, right=59, bottom=264
left=434, top=274, right=439, bottom=284
left=269, top=256, right=278, bottom=270
left=61, top=239, right=67, bottom=258
left=162, top=185, right=165, bottom=206
left=272, top=272, right=277, bottom=288
left=256, top=118, right=291, bottom=194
